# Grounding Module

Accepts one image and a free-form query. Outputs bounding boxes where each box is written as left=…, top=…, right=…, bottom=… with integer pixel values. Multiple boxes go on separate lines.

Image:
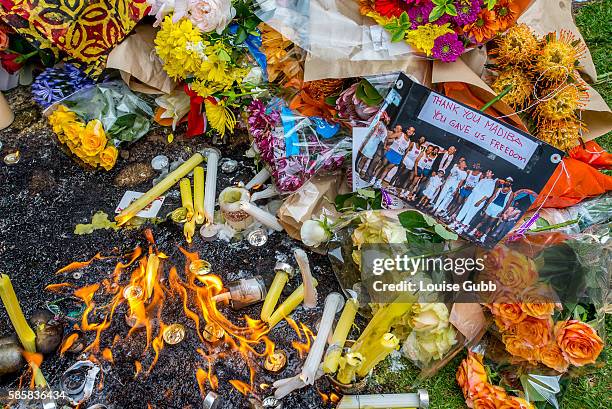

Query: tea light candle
left=115, top=153, right=204, bottom=225
left=239, top=201, right=283, bottom=232
left=336, top=352, right=364, bottom=385
left=355, top=333, right=399, bottom=378
left=261, top=263, right=294, bottom=323
left=300, top=292, right=344, bottom=385
left=336, top=390, right=429, bottom=409
left=293, top=249, right=317, bottom=309
left=267, top=279, right=319, bottom=329
left=245, top=168, right=271, bottom=190
left=323, top=297, right=358, bottom=374
left=193, top=166, right=206, bottom=224
left=203, top=148, right=220, bottom=224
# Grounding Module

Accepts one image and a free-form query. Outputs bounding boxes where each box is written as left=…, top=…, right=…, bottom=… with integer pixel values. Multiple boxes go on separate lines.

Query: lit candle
left=0, top=274, right=48, bottom=387
left=300, top=292, right=344, bottom=385
left=267, top=279, right=319, bottom=329
left=203, top=148, right=220, bottom=224
left=323, top=297, right=359, bottom=374
left=239, top=201, right=283, bottom=232
left=336, top=390, right=429, bottom=409
left=193, top=166, right=206, bottom=224
left=355, top=333, right=399, bottom=378
left=115, top=153, right=204, bottom=225
left=260, top=263, right=294, bottom=323
left=245, top=168, right=271, bottom=190
left=145, top=254, right=160, bottom=300
left=293, top=249, right=317, bottom=309
left=336, top=352, right=364, bottom=385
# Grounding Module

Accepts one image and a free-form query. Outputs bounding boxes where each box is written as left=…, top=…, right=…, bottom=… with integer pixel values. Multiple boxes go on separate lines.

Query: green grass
left=372, top=4, right=612, bottom=406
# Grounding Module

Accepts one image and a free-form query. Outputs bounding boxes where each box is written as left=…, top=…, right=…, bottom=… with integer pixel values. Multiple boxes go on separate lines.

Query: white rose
left=243, top=67, right=263, bottom=86
left=188, top=0, right=236, bottom=34
left=300, top=219, right=330, bottom=247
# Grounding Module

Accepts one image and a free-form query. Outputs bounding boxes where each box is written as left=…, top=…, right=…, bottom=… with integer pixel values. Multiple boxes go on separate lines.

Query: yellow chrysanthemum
left=190, top=81, right=227, bottom=98
left=205, top=98, right=236, bottom=137
left=537, top=119, right=584, bottom=151
left=155, top=16, right=206, bottom=79
left=536, top=85, right=588, bottom=121
left=491, top=67, right=533, bottom=109
left=406, top=24, right=454, bottom=56
left=535, top=30, right=586, bottom=83
left=495, top=24, right=539, bottom=67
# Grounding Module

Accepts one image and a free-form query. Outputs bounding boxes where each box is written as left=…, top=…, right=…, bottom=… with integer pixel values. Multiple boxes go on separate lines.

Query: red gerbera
left=373, top=0, right=408, bottom=18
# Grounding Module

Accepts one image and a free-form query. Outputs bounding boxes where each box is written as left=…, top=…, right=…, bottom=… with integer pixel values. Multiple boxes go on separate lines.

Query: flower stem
left=480, top=85, right=513, bottom=112
left=529, top=218, right=579, bottom=232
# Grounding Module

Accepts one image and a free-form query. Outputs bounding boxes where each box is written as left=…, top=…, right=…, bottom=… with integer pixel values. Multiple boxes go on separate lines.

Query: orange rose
left=80, top=119, right=107, bottom=156
left=538, top=342, right=569, bottom=373
left=554, top=320, right=603, bottom=366
left=489, top=301, right=527, bottom=331
left=473, top=383, right=507, bottom=409
left=497, top=396, right=536, bottom=409
left=0, top=31, right=9, bottom=52
left=457, top=351, right=489, bottom=405
left=498, top=251, right=538, bottom=289
left=502, top=333, right=538, bottom=362
left=520, top=284, right=558, bottom=318
left=99, top=145, right=118, bottom=171
left=514, top=316, right=552, bottom=348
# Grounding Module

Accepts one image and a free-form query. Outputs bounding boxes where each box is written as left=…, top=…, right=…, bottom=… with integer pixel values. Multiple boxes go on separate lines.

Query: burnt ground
left=0, top=86, right=368, bottom=409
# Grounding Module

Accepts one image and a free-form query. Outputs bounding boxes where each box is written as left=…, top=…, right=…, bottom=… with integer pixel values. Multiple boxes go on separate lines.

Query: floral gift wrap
left=45, top=81, right=153, bottom=171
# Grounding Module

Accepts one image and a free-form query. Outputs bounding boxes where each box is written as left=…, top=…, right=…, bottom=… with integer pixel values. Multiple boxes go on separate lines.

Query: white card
left=115, top=191, right=165, bottom=218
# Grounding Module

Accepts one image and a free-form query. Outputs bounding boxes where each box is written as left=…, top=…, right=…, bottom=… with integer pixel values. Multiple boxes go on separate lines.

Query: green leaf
left=398, top=210, right=428, bottom=230
left=484, top=0, right=497, bottom=10
left=355, top=80, right=383, bottom=106
left=235, top=26, right=248, bottom=45
left=244, top=17, right=260, bottom=30
left=217, top=49, right=231, bottom=62
left=445, top=4, right=458, bottom=16
left=434, top=224, right=459, bottom=240
left=39, top=49, right=55, bottom=67
left=324, top=95, right=339, bottom=106
left=357, top=188, right=376, bottom=198
left=391, top=29, right=406, bottom=43
left=383, top=22, right=399, bottom=30
left=422, top=214, right=437, bottom=226
left=429, top=6, right=445, bottom=22
left=399, top=11, right=410, bottom=25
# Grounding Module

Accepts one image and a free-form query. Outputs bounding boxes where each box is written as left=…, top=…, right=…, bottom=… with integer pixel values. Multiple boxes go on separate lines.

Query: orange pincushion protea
left=495, top=24, right=539, bottom=67
left=536, top=84, right=588, bottom=122
left=492, top=67, right=533, bottom=109
left=535, top=31, right=587, bottom=83
left=537, top=119, right=584, bottom=151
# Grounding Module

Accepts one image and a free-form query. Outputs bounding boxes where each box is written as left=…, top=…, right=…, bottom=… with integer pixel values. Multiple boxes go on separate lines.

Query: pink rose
left=189, top=0, right=235, bottom=34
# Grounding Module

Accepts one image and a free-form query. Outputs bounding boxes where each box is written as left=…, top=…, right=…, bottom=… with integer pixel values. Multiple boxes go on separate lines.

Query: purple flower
left=335, top=83, right=379, bottom=125
left=432, top=33, right=465, bottom=62
left=434, top=13, right=453, bottom=26
left=453, top=0, right=481, bottom=26
left=408, top=3, right=434, bottom=28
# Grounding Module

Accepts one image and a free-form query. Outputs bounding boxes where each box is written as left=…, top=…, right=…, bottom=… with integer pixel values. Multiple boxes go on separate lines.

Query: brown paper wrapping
left=450, top=303, right=488, bottom=342
left=277, top=173, right=346, bottom=241
left=107, top=26, right=177, bottom=95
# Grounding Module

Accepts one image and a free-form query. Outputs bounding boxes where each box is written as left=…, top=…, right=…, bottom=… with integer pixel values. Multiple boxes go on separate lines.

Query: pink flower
left=188, top=0, right=236, bottom=34
left=336, top=83, right=379, bottom=125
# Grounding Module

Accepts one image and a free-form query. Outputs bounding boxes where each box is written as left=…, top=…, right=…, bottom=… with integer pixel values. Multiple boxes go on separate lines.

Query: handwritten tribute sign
left=417, top=93, right=538, bottom=169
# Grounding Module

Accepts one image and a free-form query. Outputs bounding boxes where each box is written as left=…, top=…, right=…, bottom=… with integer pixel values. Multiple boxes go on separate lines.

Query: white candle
left=300, top=292, right=343, bottom=385
left=203, top=148, right=220, bottom=224
left=293, top=248, right=317, bottom=309
left=336, top=390, right=429, bottom=409
left=239, top=201, right=283, bottom=232
left=250, top=185, right=279, bottom=201
left=273, top=370, right=323, bottom=399
left=245, top=168, right=271, bottom=190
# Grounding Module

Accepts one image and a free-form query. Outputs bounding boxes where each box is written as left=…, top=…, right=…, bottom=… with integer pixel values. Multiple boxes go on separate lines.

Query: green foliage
left=355, top=79, right=384, bottom=106
left=335, top=189, right=383, bottom=211
left=383, top=12, right=411, bottom=42
left=398, top=210, right=458, bottom=243
left=430, top=0, right=457, bottom=22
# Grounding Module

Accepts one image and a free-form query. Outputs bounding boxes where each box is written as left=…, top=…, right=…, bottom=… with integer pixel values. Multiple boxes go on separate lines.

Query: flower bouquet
left=45, top=81, right=153, bottom=171
left=152, top=0, right=266, bottom=137
left=358, top=0, right=531, bottom=62
left=246, top=98, right=353, bottom=193
left=485, top=24, right=591, bottom=150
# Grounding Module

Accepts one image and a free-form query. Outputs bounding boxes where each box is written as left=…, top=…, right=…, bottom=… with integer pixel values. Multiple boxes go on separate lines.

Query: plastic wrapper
left=327, top=209, right=490, bottom=378
left=247, top=98, right=352, bottom=193
left=467, top=227, right=609, bottom=408
left=530, top=193, right=612, bottom=234
left=44, top=81, right=153, bottom=171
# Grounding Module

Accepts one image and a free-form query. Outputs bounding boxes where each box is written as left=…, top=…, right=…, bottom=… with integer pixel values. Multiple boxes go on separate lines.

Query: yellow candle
left=0, top=274, right=36, bottom=352
left=323, top=298, right=358, bottom=374
left=267, top=279, right=318, bottom=329
left=336, top=352, right=363, bottom=385
left=355, top=333, right=399, bottom=378
left=193, top=166, right=206, bottom=224
left=115, top=153, right=204, bottom=225
left=0, top=274, right=48, bottom=388
left=180, top=178, right=194, bottom=219
left=261, top=264, right=293, bottom=323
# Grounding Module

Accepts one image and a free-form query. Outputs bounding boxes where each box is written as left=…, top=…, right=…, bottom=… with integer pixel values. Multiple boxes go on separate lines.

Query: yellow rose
left=80, top=154, right=100, bottom=168
left=63, top=122, right=85, bottom=147
left=80, top=119, right=107, bottom=156
left=49, top=105, right=77, bottom=131
left=99, top=145, right=119, bottom=171
left=411, top=302, right=450, bottom=333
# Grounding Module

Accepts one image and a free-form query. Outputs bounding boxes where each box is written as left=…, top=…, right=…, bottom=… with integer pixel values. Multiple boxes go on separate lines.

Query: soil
left=0, top=86, right=353, bottom=409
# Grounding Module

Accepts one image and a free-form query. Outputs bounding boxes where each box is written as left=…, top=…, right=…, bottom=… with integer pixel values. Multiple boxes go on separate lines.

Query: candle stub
left=162, top=324, right=185, bottom=345
left=3, top=151, right=20, bottom=165
left=264, top=350, right=287, bottom=373
left=170, top=207, right=189, bottom=223
left=200, top=224, right=219, bottom=241
left=123, top=285, right=144, bottom=300
left=189, top=259, right=212, bottom=276
left=203, top=322, right=225, bottom=342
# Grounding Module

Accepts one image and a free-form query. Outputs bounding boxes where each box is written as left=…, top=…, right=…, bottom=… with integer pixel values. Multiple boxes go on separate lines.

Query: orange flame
left=229, top=379, right=253, bottom=396
left=134, top=361, right=142, bottom=378
left=59, top=333, right=79, bottom=356
left=56, top=253, right=107, bottom=274
left=291, top=322, right=314, bottom=359
left=45, top=283, right=73, bottom=292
